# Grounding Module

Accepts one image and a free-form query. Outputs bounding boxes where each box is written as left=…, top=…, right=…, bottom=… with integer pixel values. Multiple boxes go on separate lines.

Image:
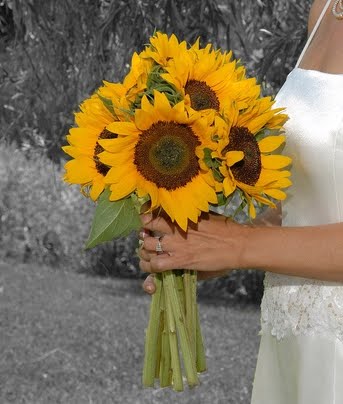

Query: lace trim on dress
left=260, top=272, right=343, bottom=341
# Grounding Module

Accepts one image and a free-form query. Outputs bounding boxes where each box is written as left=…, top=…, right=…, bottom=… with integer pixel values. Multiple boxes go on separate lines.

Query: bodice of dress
left=261, top=67, right=343, bottom=341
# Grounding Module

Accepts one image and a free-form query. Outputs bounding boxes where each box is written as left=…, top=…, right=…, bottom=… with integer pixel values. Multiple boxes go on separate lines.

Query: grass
left=0, top=261, right=261, bottom=404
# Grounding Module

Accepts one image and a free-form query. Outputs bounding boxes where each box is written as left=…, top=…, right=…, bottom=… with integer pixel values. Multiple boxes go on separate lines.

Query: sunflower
left=62, top=94, right=117, bottom=201
left=97, top=53, right=154, bottom=120
left=140, top=32, right=188, bottom=68
left=210, top=108, right=291, bottom=217
left=124, top=51, right=154, bottom=93
left=97, top=90, right=218, bottom=231
left=159, top=42, right=260, bottom=115
left=228, top=95, right=288, bottom=134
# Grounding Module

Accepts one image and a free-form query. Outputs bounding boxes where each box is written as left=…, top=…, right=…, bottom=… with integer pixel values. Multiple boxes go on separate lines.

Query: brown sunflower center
left=184, top=79, right=220, bottom=111
left=223, top=126, right=261, bottom=185
left=93, top=128, right=117, bottom=176
left=134, top=121, right=200, bottom=190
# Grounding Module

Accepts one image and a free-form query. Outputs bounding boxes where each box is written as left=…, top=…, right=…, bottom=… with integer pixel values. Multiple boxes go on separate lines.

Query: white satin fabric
left=251, top=68, right=343, bottom=404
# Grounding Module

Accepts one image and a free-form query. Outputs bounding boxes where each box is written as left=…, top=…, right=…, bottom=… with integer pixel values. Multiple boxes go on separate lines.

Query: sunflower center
left=184, top=79, right=220, bottom=111
left=223, top=126, right=261, bottom=185
left=134, top=121, right=200, bottom=190
left=93, top=128, right=117, bottom=176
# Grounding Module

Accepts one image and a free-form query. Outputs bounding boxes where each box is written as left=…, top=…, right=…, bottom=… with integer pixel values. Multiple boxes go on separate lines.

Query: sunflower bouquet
left=62, top=32, right=291, bottom=391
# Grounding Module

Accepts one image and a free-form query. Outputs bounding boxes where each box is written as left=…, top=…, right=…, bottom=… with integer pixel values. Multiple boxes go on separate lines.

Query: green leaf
left=85, top=189, right=141, bottom=249
left=216, top=192, right=227, bottom=206
left=203, top=148, right=215, bottom=168
left=212, top=168, right=223, bottom=182
left=97, top=93, right=116, bottom=116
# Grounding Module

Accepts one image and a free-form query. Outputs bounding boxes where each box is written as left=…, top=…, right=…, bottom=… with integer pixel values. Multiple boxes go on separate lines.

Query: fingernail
left=139, top=230, right=147, bottom=239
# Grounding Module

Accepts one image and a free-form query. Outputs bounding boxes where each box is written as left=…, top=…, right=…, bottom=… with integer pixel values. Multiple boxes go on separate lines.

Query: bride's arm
left=141, top=206, right=281, bottom=294
left=140, top=214, right=343, bottom=283
left=242, top=222, right=343, bottom=282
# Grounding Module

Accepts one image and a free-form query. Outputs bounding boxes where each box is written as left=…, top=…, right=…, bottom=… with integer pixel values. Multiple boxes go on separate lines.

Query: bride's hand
left=139, top=212, right=249, bottom=275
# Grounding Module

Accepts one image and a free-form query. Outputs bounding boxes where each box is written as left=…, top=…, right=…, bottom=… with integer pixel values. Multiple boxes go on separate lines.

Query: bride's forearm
left=241, top=223, right=343, bottom=282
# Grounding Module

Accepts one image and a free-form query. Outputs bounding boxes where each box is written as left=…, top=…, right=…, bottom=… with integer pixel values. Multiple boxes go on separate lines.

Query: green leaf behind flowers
left=203, top=147, right=223, bottom=182
left=97, top=93, right=115, bottom=116
left=132, top=65, right=183, bottom=111
left=85, top=188, right=141, bottom=249
left=216, top=192, right=227, bottom=206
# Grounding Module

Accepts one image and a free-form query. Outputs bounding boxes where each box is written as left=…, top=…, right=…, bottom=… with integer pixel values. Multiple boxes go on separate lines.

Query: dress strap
left=295, top=0, right=332, bottom=67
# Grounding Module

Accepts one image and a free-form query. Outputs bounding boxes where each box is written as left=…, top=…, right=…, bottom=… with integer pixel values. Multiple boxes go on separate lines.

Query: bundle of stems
left=142, top=269, right=207, bottom=391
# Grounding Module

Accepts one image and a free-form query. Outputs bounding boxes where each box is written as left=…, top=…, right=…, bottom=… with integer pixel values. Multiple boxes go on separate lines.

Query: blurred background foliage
left=0, top=0, right=311, bottom=303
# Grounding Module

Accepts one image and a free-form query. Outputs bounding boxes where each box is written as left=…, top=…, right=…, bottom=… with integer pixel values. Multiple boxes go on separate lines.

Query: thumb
left=143, top=274, right=156, bottom=294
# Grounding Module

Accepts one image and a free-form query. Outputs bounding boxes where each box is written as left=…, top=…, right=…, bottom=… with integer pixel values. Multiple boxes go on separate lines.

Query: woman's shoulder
left=308, top=0, right=329, bottom=34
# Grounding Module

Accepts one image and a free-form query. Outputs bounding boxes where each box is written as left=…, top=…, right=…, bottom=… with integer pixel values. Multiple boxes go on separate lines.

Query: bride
left=139, top=0, right=343, bottom=402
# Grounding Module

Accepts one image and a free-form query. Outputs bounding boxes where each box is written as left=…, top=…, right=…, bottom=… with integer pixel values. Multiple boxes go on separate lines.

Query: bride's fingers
left=142, top=234, right=173, bottom=253
left=138, top=247, right=151, bottom=262
left=139, top=258, right=152, bottom=273
left=141, top=214, right=175, bottom=234
left=149, top=254, right=188, bottom=273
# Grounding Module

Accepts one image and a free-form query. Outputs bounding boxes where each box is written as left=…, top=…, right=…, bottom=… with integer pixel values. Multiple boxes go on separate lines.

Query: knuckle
left=143, top=236, right=154, bottom=251
left=154, top=258, right=165, bottom=272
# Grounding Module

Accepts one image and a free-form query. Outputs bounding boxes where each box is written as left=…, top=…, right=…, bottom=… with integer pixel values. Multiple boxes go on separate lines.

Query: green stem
left=155, top=290, right=165, bottom=379
left=191, top=270, right=198, bottom=364
left=183, top=270, right=197, bottom=361
left=159, top=293, right=172, bottom=387
left=163, top=271, right=199, bottom=388
left=142, top=273, right=162, bottom=387
left=175, top=272, right=185, bottom=315
left=195, top=304, right=207, bottom=373
left=164, top=276, right=184, bottom=392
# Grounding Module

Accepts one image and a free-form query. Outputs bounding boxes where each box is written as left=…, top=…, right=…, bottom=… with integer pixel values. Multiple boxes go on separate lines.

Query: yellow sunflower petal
left=258, top=135, right=286, bottom=153
left=246, top=111, right=276, bottom=134
left=68, top=127, right=99, bottom=143
left=62, top=145, right=82, bottom=158
left=269, top=178, right=292, bottom=188
left=109, top=174, right=137, bottom=200
left=152, top=90, right=173, bottom=119
left=135, top=100, right=155, bottom=130
left=223, top=176, right=236, bottom=196
left=187, top=177, right=216, bottom=210
left=244, top=193, right=256, bottom=219
left=137, top=177, right=159, bottom=210
left=63, top=158, right=95, bottom=184
left=172, top=189, right=199, bottom=228
left=89, top=177, right=105, bottom=201
left=226, top=150, right=244, bottom=166
left=261, top=155, right=292, bottom=169
left=105, top=163, right=136, bottom=184
left=256, top=169, right=291, bottom=187
left=158, top=188, right=175, bottom=222
left=264, top=109, right=288, bottom=129
left=98, top=136, right=137, bottom=153
left=106, top=121, right=140, bottom=136
left=252, top=194, right=276, bottom=208
left=98, top=150, right=132, bottom=168
left=263, top=188, right=287, bottom=200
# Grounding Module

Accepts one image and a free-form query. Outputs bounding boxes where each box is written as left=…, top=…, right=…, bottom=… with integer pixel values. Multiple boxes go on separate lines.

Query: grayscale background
left=0, top=0, right=311, bottom=403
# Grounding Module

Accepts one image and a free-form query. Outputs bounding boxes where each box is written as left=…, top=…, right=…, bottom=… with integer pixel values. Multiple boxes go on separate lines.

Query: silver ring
left=155, top=236, right=164, bottom=253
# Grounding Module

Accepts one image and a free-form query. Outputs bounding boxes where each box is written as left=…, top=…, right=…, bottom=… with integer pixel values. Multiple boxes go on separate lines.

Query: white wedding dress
left=251, top=1, right=343, bottom=403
